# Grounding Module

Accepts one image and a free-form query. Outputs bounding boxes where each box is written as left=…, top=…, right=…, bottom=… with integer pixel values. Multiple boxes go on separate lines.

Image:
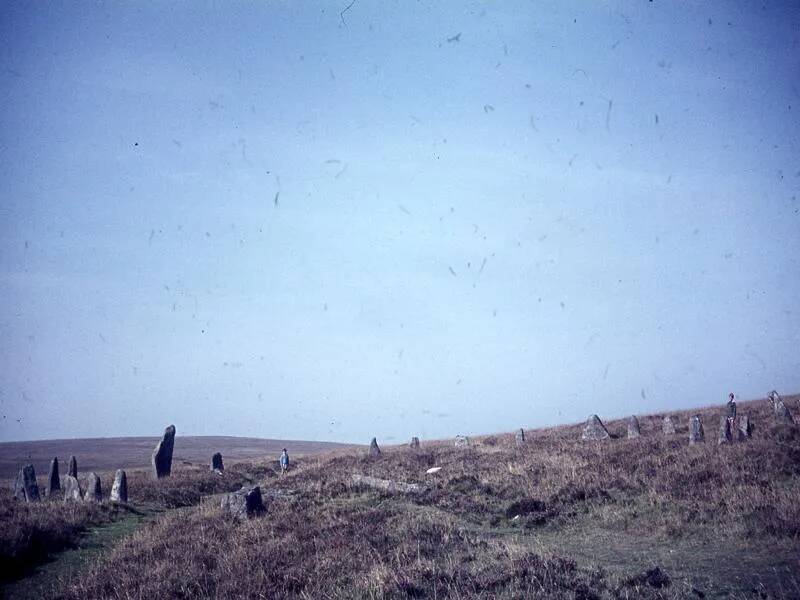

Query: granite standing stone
left=689, top=415, right=705, bottom=444
left=409, top=437, right=420, bottom=450
left=221, top=485, right=266, bottom=519
left=84, top=472, right=102, bottom=501
left=152, top=424, right=176, bottom=479
left=211, top=452, right=224, bottom=472
left=662, top=416, right=677, bottom=435
left=13, top=465, right=40, bottom=502
left=110, top=469, right=128, bottom=503
left=47, top=457, right=61, bottom=496
left=773, top=399, right=795, bottom=424
left=454, top=435, right=470, bottom=447
left=627, top=416, right=641, bottom=439
left=737, top=415, right=751, bottom=440
left=718, top=415, right=732, bottom=445
left=369, top=437, right=381, bottom=456
left=63, top=475, right=82, bottom=502
left=581, top=415, right=610, bottom=441
left=68, top=455, right=78, bottom=478
left=515, top=429, right=526, bottom=446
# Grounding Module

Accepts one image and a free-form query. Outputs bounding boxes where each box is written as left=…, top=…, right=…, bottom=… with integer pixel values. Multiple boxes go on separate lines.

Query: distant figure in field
left=279, top=448, right=289, bottom=474
left=726, top=393, right=737, bottom=433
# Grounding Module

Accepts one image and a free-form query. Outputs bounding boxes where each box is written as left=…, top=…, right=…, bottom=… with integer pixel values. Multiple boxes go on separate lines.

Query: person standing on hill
left=279, top=448, right=289, bottom=474
left=726, top=393, right=737, bottom=432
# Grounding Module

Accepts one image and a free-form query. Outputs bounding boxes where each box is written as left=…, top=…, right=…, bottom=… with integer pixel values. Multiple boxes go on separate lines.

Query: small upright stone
left=220, top=485, right=266, bottom=519
left=409, top=437, right=420, bottom=450
left=627, top=416, right=641, bottom=438
left=662, top=416, right=677, bottom=435
left=110, top=469, right=128, bottom=502
left=68, top=455, right=78, bottom=478
left=737, top=415, right=751, bottom=440
left=369, top=437, right=381, bottom=456
left=689, top=415, right=705, bottom=444
left=515, top=428, right=526, bottom=446
left=211, top=452, right=224, bottom=472
left=581, top=415, right=610, bottom=441
left=151, top=424, right=176, bottom=479
left=47, top=457, right=61, bottom=496
left=13, top=465, right=40, bottom=502
left=63, top=475, right=82, bottom=502
left=718, top=415, right=732, bottom=445
left=454, top=435, right=470, bottom=447
left=84, top=472, right=102, bottom=501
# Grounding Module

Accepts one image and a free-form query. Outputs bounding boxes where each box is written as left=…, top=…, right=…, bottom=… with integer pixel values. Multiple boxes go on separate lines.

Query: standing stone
left=110, top=469, right=128, bottom=503
left=84, top=472, right=102, bottom=501
left=769, top=392, right=795, bottom=425
left=220, top=485, right=266, bottom=519
left=211, top=452, right=224, bottom=472
left=737, top=415, right=751, bottom=440
left=47, top=457, right=61, bottom=496
left=409, top=437, right=420, bottom=450
left=454, top=435, right=470, bottom=447
left=13, top=465, right=40, bottom=502
left=662, top=416, right=677, bottom=435
left=718, top=415, right=732, bottom=445
left=151, top=424, right=176, bottom=479
left=63, top=475, right=82, bottom=502
left=627, top=416, right=641, bottom=439
left=369, top=437, right=381, bottom=456
left=515, top=428, right=526, bottom=446
left=689, top=415, right=705, bottom=444
left=68, top=455, right=78, bottom=478
left=581, top=415, right=610, bottom=441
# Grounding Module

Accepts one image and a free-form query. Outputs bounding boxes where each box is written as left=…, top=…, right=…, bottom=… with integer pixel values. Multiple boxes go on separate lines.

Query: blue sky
left=1, top=1, right=799, bottom=443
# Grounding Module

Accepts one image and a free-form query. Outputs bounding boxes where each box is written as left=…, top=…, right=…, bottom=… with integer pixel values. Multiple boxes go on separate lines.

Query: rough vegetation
left=3, top=397, right=800, bottom=598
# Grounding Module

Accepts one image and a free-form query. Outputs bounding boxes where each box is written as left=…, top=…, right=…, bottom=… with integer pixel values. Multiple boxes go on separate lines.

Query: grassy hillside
left=2, top=396, right=799, bottom=599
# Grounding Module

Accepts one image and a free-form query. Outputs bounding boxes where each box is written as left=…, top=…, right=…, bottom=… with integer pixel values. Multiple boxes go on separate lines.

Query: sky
left=1, top=1, right=799, bottom=444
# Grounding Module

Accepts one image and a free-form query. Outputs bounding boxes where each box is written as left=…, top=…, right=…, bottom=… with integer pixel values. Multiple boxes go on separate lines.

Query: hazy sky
left=1, top=1, right=799, bottom=444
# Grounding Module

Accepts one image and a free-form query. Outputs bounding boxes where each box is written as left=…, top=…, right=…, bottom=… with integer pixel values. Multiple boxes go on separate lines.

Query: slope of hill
left=2, top=396, right=799, bottom=599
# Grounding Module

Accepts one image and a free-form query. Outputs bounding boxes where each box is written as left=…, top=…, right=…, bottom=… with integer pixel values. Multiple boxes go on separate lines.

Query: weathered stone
left=409, top=437, right=420, bottom=450
left=737, top=415, right=751, bottom=440
left=13, top=465, right=40, bottom=502
left=581, top=415, right=610, bottom=441
left=627, top=416, right=641, bottom=439
left=689, top=415, right=704, bottom=444
left=84, top=472, right=102, bottom=502
left=151, top=424, right=176, bottom=479
left=211, top=452, right=224, bottom=472
left=662, top=416, right=677, bottom=435
left=718, top=415, right=732, bottom=445
left=220, top=485, right=266, bottom=519
left=46, top=457, right=61, bottom=496
left=63, top=475, right=82, bottom=502
left=110, top=469, right=128, bottom=503
left=351, top=474, right=427, bottom=495
left=515, top=429, right=526, bottom=446
left=369, top=437, right=381, bottom=456
left=68, top=455, right=78, bottom=478
left=773, top=398, right=794, bottom=424
left=454, top=435, right=470, bottom=447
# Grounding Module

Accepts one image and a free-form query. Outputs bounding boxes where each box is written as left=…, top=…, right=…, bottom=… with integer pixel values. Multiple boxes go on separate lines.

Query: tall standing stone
left=47, top=457, right=61, bottom=496
left=769, top=392, right=795, bottom=425
left=211, top=452, right=224, bottom=472
left=68, top=455, right=78, bottom=478
left=662, top=416, right=677, bottom=435
left=110, top=469, right=128, bottom=503
left=13, top=465, right=40, bottom=502
left=63, top=475, right=82, bottom=502
left=409, top=437, right=420, bottom=450
left=689, top=415, right=705, bottom=444
left=581, top=415, right=610, bottom=441
left=737, top=415, right=751, bottom=440
left=369, top=437, right=381, bottom=456
left=718, top=415, right=732, bottom=445
left=627, top=416, right=641, bottom=439
left=515, top=428, right=526, bottom=446
left=84, top=472, right=102, bottom=501
left=151, top=424, right=176, bottom=479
